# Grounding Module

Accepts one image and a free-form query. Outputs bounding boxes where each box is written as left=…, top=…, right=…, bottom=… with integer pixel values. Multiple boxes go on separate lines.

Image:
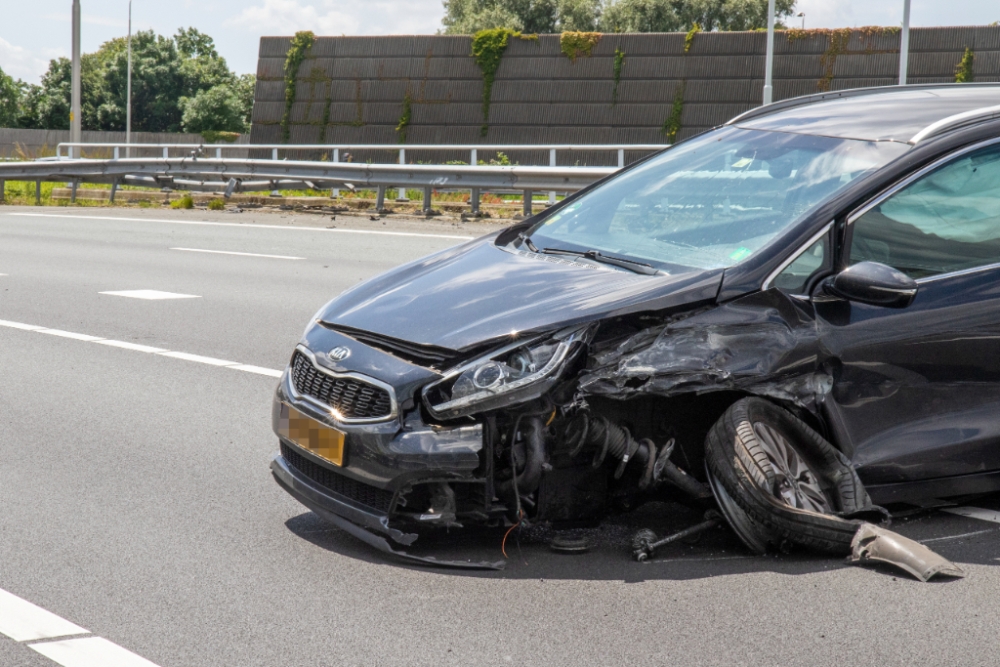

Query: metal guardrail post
left=331, top=149, right=340, bottom=198
left=113, top=147, right=119, bottom=160
left=0, top=179, right=4, bottom=203
left=421, top=186, right=433, bottom=215
left=470, top=148, right=477, bottom=165
left=470, top=187, right=480, bottom=217
left=618, top=149, right=625, bottom=168
left=35, top=181, right=41, bottom=205
left=272, top=148, right=278, bottom=161
left=376, top=185, right=386, bottom=213
left=163, top=147, right=168, bottom=159
left=523, top=190, right=533, bottom=218
left=215, top=147, right=222, bottom=159
left=549, top=148, right=557, bottom=205
left=396, top=149, right=407, bottom=201
left=109, top=179, right=119, bottom=203
left=71, top=181, right=78, bottom=203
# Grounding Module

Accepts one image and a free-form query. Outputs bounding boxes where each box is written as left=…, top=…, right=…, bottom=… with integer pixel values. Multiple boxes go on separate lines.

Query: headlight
left=423, top=325, right=592, bottom=419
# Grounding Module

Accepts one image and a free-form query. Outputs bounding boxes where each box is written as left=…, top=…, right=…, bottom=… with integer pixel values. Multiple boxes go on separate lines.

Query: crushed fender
left=579, top=291, right=831, bottom=412
left=849, top=523, right=966, bottom=582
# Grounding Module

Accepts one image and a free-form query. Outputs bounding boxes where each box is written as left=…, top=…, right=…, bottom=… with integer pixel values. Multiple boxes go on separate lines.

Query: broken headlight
left=423, top=325, right=592, bottom=420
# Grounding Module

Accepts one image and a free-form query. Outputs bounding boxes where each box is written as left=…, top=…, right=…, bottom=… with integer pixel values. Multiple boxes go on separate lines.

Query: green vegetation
left=201, top=130, right=240, bottom=143
left=662, top=80, right=685, bottom=144
left=684, top=23, right=701, bottom=52
left=560, top=31, right=601, bottom=61
left=472, top=28, right=523, bottom=136
left=444, top=0, right=794, bottom=33
left=955, top=48, right=975, bottom=83
left=612, top=48, right=625, bottom=106
left=170, top=193, right=195, bottom=209
left=207, top=198, right=226, bottom=210
left=2, top=28, right=253, bottom=133
left=396, top=94, right=413, bottom=143
left=281, top=31, right=315, bottom=143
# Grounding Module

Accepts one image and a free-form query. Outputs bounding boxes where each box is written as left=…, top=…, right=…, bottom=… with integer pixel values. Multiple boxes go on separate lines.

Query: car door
left=812, top=138, right=1000, bottom=491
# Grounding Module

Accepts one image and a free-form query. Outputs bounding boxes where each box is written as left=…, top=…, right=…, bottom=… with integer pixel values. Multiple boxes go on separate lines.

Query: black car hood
left=319, top=236, right=723, bottom=351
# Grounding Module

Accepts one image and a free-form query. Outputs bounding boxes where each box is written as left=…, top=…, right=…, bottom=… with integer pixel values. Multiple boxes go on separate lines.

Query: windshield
left=522, top=127, right=910, bottom=272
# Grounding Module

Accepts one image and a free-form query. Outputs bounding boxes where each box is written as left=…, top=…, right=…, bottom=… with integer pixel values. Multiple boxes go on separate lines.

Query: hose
left=495, top=416, right=546, bottom=511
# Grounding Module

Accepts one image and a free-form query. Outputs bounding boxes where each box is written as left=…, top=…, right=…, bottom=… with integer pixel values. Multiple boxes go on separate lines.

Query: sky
left=2, top=0, right=998, bottom=83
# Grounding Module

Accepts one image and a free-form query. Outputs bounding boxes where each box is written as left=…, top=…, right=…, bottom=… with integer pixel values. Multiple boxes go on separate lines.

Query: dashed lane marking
left=99, top=290, right=201, bottom=300
left=942, top=507, right=1000, bottom=523
left=170, top=247, right=305, bottom=260
left=30, top=636, right=161, bottom=667
left=0, top=318, right=283, bottom=378
left=5, top=212, right=475, bottom=241
left=0, top=588, right=89, bottom=642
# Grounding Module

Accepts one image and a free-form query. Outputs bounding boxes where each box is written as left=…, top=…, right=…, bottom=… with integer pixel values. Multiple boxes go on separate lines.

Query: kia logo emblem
left=328, top=346, right=352, bottom=361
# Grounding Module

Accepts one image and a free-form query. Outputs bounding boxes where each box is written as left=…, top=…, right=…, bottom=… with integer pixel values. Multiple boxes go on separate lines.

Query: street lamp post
left=899, top=0, right=911, bottom=85
left=126, top=0, right=132, bottom=157
left=763, top=0, right=775, bottom=105
left=71, top=0, right=81, bottom=158
left=797, top=12, right=805, bottom=30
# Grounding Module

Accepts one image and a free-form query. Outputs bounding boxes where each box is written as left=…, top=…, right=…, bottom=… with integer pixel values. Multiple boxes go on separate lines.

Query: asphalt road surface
left=2, top=206, right=1000, bottom=667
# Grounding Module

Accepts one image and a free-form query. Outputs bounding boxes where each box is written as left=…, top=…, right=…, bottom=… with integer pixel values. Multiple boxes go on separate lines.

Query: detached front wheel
left=705, top=397, right=885, bottom=554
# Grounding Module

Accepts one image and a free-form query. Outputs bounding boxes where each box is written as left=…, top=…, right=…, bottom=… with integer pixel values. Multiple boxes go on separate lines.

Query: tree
left=442, top=0, right=601, bottom=34
left=0, top=65, right=21, bottom=128
left=600, top=0, right=795, bottom=32
left=11, top=27, right=252, bottom=133
left=179, top=84, right=245, bottom=133
left=442, top=0, right=794, bottom=33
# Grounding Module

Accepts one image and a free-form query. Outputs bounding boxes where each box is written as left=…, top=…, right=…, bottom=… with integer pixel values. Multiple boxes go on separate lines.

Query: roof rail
left=727, top=82, right=1000, bottom=127
left=909, top=105, right=1000, bottom=144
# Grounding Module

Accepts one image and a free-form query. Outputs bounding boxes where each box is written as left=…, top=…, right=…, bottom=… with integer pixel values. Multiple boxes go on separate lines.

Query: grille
left=290, top=352, right=393, bottom=420
left=281, top=442, right=395, bottom=513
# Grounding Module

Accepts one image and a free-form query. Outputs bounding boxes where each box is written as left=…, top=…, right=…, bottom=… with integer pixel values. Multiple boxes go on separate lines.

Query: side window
left=774, top=234, right=829, bottom=294
left=849, top=144, right=1000, bottom=279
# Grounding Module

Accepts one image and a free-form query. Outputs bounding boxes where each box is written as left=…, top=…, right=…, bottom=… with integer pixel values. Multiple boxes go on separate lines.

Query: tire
left=705, top=397, right=887, bottom=554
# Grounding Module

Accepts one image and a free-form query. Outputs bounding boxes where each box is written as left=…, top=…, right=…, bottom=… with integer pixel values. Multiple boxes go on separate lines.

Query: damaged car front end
left=271, top=84, right=1000, bottom=573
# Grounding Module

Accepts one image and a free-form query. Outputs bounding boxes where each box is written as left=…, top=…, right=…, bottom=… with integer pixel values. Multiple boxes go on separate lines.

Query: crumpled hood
left=319, top=236, right=723, bottom=350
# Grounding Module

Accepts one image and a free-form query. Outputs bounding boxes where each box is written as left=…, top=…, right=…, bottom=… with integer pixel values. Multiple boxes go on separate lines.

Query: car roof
left=729, top=84, right=1000, bottom=144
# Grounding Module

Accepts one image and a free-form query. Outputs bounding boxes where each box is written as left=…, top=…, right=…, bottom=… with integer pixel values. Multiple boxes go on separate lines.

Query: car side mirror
left=823, top=261, right=918, bottom=308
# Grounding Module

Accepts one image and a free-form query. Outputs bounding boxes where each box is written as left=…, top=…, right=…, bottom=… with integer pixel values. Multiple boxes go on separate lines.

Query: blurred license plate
left=278, top=404, right=345, bottom=466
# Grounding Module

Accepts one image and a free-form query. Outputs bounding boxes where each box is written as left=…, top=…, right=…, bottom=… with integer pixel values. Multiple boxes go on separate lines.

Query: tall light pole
left=763, top=0, right=775, bottom=105
left=899, top=0, right=911, bottom=85
left=71, top=0, right=81, bottom=158
left=126, top=0, right=132, bottom=157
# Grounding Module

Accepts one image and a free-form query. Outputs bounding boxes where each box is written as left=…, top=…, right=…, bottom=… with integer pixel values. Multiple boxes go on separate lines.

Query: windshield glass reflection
left=524, top=127, right=910, bottom=272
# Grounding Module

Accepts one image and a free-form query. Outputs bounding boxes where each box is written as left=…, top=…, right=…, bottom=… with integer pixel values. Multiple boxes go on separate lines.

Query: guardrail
left=0, top=156, right=623, bottom=216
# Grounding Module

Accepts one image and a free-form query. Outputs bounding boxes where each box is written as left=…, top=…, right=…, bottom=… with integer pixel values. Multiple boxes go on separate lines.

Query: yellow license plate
left=278, top=404, right=345, bottom=466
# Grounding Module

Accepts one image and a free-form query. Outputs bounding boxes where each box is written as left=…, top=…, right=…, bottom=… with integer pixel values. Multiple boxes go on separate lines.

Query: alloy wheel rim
left=751, top=422, right=831, bottom=513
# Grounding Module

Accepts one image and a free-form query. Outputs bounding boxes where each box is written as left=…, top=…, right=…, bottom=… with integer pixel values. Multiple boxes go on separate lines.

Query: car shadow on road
left=283, top=499, right=1000, bottom=582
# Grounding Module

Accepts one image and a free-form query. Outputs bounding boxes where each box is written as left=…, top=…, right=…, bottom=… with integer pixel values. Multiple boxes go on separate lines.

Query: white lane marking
left=99, top=290, right=201, bottom=300
left=171, top=247, right=304, bottom=260
left=0, top=588, right=89, bottom=642
left=0, top=319, right=43, bottom=331
left=6, top=212, right=475, bottom=241
left=228, top=364, right=284, bottom=378
left=942, top=506, right=1000, bottom=523
left=30, top=636, right=161, bottom=667
left=95, top=340, right=167, bottom=354
left=0, top=318, right=282, bottom=377
left=157, top=351, right=237, bottom=366
left=37, top=329, right=105, bottom=342
left=923, top=528, right=996, bottom=543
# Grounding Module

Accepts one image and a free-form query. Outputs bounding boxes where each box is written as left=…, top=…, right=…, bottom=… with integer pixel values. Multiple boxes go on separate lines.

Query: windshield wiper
left=516, top=232, right=540, bottom=253
left=541, top=247, right=659, bottom=275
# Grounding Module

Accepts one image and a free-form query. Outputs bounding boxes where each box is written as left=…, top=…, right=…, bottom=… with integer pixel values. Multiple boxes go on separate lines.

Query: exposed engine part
left=653, top=445, right=715, bottom=503
left=631, top=511, right=723, bottom=561
left=565, top=412, right=658, bottom=488
left=849, top=523, right=966, bottom=582
left=495, top=416, right=546, bottom=514
left=549, top=533, right=593, bottom=554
